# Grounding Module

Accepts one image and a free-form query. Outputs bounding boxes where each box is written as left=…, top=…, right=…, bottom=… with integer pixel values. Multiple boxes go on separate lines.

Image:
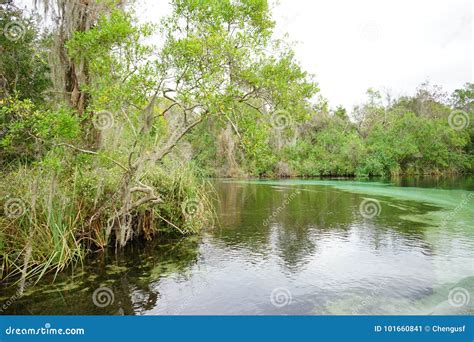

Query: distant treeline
left=189, top=83, right=473, bottom=177
left=0, top=0, right=472, bottom=282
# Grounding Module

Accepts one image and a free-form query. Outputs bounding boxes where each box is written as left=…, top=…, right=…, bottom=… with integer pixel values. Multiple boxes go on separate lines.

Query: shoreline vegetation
left=0, top=0, right=472, bottom=285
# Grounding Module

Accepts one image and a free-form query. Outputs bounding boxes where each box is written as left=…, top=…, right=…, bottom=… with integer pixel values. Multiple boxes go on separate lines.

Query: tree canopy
left=0, top=0, right=472, bottom=282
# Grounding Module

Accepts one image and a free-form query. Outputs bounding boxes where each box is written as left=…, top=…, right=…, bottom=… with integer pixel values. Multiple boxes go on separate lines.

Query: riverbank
left=2, top=177, right=473, bottom=315
left=1, top=173, right=472, bottom=284
left=0, top=162, right=214, bottom=282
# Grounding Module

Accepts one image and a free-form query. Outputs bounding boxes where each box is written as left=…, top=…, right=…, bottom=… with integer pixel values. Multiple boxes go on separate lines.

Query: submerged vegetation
left=0, top=0, right=472, bottom=283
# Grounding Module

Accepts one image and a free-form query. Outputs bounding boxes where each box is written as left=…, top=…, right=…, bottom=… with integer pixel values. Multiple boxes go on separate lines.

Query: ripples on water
left=1, top=178, right=473, bottom=315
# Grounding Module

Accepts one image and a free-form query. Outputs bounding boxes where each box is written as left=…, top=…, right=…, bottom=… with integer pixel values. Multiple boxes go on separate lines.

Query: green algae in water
left=231, top=178, right=474, bottom=232
left=2, top=177, right=473, bottom=315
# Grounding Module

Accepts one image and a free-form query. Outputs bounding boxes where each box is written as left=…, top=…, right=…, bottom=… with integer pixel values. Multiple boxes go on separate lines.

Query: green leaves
left=160, top=0, right=319, bottom=176
left=0, top=97, right=80, bottom=164
left=0, top=7, right=51, bottom=103
left=66, top=9, right=157, bottom=112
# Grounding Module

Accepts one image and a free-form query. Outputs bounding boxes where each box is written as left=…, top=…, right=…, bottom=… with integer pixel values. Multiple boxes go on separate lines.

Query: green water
left=1, top=177, right=473, bottom=315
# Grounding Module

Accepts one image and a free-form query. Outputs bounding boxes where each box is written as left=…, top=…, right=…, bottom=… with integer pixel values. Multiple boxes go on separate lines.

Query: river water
left=1, top=177, right=473, bottom=315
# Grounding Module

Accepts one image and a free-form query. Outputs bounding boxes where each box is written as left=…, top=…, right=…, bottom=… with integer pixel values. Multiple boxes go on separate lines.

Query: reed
left=0, top=155, right=214, bottom=283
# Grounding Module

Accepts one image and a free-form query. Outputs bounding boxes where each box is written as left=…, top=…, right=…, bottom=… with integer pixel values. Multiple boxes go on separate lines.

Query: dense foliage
left=0, top=0, right=472, bottom=282
left=188, top=83, right=472, bottom=177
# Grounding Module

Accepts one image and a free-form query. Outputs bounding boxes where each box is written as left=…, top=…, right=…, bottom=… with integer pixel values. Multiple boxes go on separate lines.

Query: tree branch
left=56, top=143, right=129, bottom=172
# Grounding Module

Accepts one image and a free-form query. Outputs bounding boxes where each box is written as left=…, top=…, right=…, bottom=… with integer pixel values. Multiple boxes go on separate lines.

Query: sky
left=19, top=0, right=473, bottom=110
left=270, top=0, right=473, bottom=110
left=138, top=0, right=473, bottom=110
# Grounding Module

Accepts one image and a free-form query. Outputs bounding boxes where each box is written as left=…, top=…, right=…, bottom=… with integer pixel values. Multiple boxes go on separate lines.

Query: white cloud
left=18, top=0, right=472, bottom=110
left=272, top=0, right=472, bottom=110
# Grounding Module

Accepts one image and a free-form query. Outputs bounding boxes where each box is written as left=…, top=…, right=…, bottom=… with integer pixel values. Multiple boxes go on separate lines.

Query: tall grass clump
left=0, top=152, right=214, bottom=282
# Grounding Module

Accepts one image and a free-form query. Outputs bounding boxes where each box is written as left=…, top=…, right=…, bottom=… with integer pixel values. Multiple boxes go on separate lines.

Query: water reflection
left=2, top=178, right=473, bottom=315
left=0, top=236, right=200, bottom=315
left=213, top=181, right=437, bottom=270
